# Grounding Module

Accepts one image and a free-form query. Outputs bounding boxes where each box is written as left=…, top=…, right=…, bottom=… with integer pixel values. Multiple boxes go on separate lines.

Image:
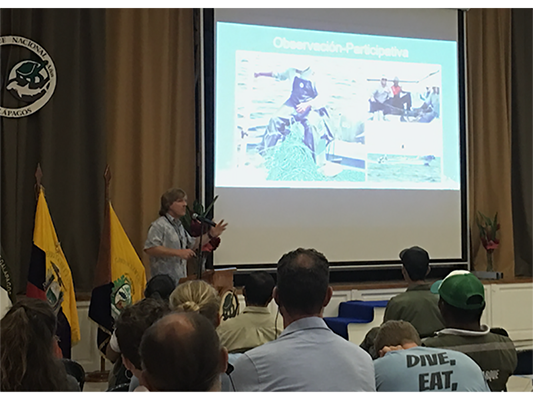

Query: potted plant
left=476, top=211, right=500, bottom=272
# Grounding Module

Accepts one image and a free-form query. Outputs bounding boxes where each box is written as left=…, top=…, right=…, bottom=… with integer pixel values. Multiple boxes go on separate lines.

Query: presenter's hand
left=209, top=220, right=228, bottom=238
left=296, top=101, right=311, bottom=113
left=175, top=249, right=196, bottom=260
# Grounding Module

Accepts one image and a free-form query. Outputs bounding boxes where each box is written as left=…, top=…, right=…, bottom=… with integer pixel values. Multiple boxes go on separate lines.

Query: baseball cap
left=430, top=270, right=485, bottom=310
left=399, top=246, right=430, bottom=269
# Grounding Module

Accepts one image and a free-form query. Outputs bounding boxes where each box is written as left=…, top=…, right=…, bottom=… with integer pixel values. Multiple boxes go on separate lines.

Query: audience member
left=360, top=326, right=380, bottom=360
left=169, top=279, right=221, bottom=326
left=217, top=271, right=283, bottom=353
left=231, top=248, right=376, bottom=391
left=374, top=320, right=489, bottom=391
left=114, top=297, right=170, bottom=392
left=383, top=246, right=445, bottom=338
left=144, top=273, right=177, bottom=301
left=106, top=274, right=176, bottom=389
left=139, top=312, right=228, bottom=391
left=1, top=298, right=78, bottom=391
left=423, top=270, right=518, bottom=391
left=169, top=279, right=238, bottom=391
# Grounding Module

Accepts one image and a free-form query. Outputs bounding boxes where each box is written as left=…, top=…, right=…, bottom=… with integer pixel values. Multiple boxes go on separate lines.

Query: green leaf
left=203, top=195, right=219, bottom=217
left=193, top=199, right=204, bottom=215
left=483, top=214, right=492, bottom=227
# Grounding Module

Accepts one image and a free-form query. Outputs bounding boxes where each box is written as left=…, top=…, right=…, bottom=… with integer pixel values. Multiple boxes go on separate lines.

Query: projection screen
left=207, top=8, right=467, bottom=269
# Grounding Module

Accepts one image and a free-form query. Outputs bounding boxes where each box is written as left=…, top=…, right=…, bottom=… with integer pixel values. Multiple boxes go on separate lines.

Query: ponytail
left=0, top=298, right=69, bottom=391
left=1, top=307, right=30, bottom=390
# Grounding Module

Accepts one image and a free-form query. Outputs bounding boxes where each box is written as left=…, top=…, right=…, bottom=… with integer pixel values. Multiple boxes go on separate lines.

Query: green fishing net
left=263, top=131, right=365, bottom=182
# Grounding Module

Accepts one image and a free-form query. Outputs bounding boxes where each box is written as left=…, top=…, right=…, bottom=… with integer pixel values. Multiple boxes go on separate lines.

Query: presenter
left=144, top=188, right=227, bottom=284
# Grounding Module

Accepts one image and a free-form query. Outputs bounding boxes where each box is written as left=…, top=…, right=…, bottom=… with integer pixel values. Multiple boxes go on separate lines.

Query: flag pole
left=100, top=165, right=112, bottom=375
left=35, top=163, right=43, bottom=199
left=103, top=165, right=111, bottom=203
left=87, top=165, right=113, bottom=382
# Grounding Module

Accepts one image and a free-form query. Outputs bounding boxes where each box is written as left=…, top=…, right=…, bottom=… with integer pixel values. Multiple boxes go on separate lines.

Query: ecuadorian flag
left=89, top=200, right=146, bottom=355
left=27, top=187, right=80, bottom=358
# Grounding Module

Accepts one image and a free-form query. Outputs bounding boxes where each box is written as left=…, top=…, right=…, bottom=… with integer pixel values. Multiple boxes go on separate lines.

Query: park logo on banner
left=0, top=35, right=57, bottom=118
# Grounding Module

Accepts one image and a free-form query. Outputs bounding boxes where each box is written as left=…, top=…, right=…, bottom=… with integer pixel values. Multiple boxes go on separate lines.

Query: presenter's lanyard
left=164, top=215, right=185, bottom=249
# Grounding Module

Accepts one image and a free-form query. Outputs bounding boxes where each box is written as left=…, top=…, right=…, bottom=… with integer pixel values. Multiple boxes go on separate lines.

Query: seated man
left=139, top=312, right=228, bottom=391
left=423, top=270, right=518, bottom=391
left=390, top=77, right=412, bottom=120
left=369, top=75, right=393, bottom=120
left=106, top=274, right=177, bottom=389
left=114, top=298, right=171, bottom=391
left=217, top=271, right=283, bottom=353
left=144, top=273, right=176, bottom=302
left=231, top=248, right=375, bottom=391
left=418, top=87, right=440, bottom=123
left=374, top=320, right=489, bottom=392
left=360, top=326, right=380, bottom=360
left=255, top=67, right=332, bottom=165
left=383, top=246, right=445, bottom=338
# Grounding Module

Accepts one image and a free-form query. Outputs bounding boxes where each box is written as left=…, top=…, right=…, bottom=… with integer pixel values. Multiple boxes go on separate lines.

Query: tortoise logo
left=43, top=261, right=64, bottom=314
left=0, top=35, right=56, bottom=118
left=110, top=275, right=132, bottom=320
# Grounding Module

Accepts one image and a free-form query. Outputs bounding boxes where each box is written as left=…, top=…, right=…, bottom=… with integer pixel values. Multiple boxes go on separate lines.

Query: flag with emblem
left=1, top=246, right=17, bottom=305
left=27, top=186, right=80, bottom=358
left=89, top=167, right=146, bottom=356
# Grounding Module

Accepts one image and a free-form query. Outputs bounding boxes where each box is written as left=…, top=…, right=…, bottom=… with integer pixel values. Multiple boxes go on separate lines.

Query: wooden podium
left=202, top=267, right=236, bottom=294
left=178, top=267, right=236, bottom=295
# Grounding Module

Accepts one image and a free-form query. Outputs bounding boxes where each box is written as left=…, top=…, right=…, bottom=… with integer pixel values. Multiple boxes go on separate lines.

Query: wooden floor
left=83, top=376, right=533, bottom=392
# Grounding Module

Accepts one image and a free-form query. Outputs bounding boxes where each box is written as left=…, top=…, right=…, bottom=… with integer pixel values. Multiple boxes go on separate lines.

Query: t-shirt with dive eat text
left=374, top=346, right=490, bottom=392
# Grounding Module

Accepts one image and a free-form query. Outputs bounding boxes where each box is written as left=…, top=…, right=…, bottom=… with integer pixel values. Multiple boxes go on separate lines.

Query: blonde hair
left=169, top=280, right=221, bottom=327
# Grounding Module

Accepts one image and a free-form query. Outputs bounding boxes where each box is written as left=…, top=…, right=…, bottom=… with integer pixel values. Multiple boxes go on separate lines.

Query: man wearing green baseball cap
left=423, top=270, right=517, bottom=391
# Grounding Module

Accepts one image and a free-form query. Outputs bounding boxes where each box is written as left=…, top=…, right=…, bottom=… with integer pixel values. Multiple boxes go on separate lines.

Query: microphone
left=192, top=213, right=216, bottom=227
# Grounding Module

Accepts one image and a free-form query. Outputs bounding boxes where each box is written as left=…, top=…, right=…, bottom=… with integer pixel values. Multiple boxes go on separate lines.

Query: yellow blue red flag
left=89, top=200, right=146, bottom=354
left=27, top=187, right=80, bottom=357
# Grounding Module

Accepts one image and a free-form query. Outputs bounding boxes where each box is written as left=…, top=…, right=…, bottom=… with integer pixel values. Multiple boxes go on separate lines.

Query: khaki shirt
left=217, top=306, right=283, bottom=353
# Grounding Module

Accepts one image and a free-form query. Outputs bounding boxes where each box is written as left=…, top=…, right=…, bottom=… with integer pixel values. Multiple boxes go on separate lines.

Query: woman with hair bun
left=169, top=280, right=221, bottom=327
left=161, top=280, right=238, bottom=391
left=1, top=298, right=78, bottom=391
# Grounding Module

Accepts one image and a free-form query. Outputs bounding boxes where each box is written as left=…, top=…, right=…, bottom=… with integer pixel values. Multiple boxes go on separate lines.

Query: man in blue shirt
left=230, top=248, right=375, bottom=391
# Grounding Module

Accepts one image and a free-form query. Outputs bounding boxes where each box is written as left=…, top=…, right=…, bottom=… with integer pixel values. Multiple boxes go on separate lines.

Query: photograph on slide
left=220, top=50, right=444, bottom=187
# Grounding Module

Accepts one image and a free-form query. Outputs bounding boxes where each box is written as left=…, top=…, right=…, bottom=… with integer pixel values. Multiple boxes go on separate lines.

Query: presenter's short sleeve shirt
left=144, top=214, right=195, bottom=283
